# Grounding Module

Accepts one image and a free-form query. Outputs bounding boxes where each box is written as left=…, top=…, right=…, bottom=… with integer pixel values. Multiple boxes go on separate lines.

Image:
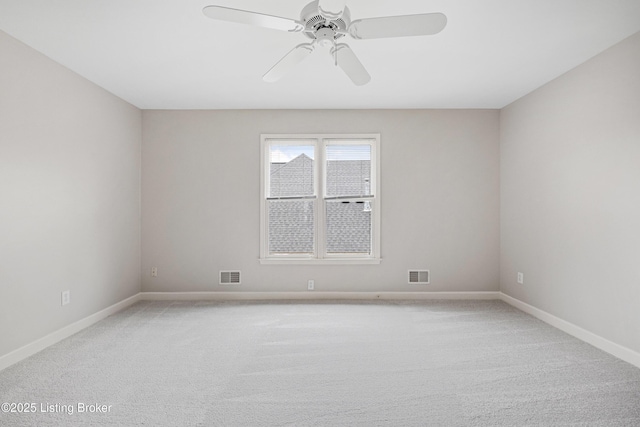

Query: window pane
left=268, top=200, right=314, bottom=255
left=326, top=144, right=371, bottom=197
left=325, top=200, right=371, bottom=254
left=269, top=145, right=315, bottom=197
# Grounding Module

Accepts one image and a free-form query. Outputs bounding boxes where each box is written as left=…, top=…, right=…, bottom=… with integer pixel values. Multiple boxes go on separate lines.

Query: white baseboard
left=0, top=293, right=141, bottom=372
left=499, top=292, right=640, bottom=369
left=5, top=291, right=637, bottom=373
left=0, top=291, right=499, bottom=371
left=140, top=291, right=502, bottom=301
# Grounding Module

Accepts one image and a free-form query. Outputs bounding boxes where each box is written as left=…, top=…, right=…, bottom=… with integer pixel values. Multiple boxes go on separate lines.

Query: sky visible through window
left=270, top=145, right=314, bottom=163
left=270, top=143, right=371, bottom=163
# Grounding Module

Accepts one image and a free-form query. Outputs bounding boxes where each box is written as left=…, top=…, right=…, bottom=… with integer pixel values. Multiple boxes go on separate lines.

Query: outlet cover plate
left=61, top=290, right=71, bottom=306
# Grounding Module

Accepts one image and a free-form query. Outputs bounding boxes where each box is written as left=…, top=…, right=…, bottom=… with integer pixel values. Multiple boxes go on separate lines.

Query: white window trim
left=260, top=133, right=381, bottom=265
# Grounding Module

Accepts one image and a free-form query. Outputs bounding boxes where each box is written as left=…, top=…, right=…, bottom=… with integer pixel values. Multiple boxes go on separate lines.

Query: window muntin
left=261, top=134, right=380, bottom=264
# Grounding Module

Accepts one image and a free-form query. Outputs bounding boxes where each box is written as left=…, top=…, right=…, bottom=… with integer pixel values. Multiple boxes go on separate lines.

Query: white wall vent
left=220, top=271, right=241, bottom=285
left=408, top=270, right=430, bottom=285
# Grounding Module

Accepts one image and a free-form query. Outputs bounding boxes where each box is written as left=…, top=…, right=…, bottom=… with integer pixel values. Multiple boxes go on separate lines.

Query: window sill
left=259, top=258, right=381, bottom=265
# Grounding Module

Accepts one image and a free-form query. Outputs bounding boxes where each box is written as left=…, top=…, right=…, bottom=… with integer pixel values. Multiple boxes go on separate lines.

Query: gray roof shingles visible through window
left=269, top=154, right=372, bottom=254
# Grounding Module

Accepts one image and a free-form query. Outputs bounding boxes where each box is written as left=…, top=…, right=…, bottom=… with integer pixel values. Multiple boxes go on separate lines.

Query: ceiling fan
left=203, top=0, right=447, bottom=86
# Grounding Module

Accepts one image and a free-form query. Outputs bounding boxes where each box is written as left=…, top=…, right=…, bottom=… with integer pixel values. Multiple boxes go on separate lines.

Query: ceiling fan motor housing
left=301, top=0, right=351, bottom=43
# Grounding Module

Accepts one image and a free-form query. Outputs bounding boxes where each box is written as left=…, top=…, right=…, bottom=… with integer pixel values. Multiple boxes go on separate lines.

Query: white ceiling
left=1, top=0, right=640, bottom=110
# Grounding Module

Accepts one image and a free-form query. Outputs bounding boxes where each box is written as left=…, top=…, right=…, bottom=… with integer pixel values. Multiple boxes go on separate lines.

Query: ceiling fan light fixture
left=315, top=27, right=337, bottom=48
left=202, top=0, right=447, bottom=85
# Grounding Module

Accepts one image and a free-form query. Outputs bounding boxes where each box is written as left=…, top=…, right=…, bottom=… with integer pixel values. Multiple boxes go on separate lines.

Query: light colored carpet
left=1, top=300, right=639, bottom=426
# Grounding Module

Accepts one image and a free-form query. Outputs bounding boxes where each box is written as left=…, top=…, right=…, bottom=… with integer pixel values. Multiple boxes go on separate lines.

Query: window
left=260, top=134, right=380, bottom=264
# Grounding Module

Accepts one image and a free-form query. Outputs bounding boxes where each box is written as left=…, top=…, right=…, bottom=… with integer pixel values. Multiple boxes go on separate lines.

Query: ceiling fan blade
left=263, top=43, right=315, bottom=83
left=202, top=6, right=303, bottom=32
left=331, top=44, right=371, bottom=86
left=317, top=0, right=348, bottom=20
left=349, top=13, right=447, bottom=39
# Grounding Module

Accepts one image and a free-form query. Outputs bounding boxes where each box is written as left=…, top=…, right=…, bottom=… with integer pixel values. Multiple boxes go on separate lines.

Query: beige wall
left=500, top=32, right=640, bottom=353
left=0, top=31, right=141, bottom=358
left=142, top=109, right=500, bottom=293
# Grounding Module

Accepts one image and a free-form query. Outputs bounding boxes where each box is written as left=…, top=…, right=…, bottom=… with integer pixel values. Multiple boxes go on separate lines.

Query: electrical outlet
left=151, top=267, right=158, bottom=277
left=517, top=272, right=524, bottom=284
left=307, top=280, right=314, bottom=291
left=61, top=290, right=71, bottom=306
